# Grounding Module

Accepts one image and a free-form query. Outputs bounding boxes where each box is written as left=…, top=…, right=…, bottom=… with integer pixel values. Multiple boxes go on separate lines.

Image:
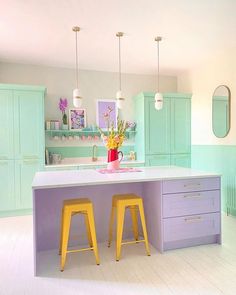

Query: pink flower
left=59, top=98, right=68, bottom=113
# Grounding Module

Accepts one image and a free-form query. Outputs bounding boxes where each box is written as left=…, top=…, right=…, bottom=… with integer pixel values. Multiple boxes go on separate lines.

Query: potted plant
left=59, top=98, right=68, bottom=129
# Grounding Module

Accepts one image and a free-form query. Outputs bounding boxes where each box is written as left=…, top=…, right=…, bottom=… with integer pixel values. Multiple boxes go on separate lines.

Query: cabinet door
left=145, top=97, right=171, bottom=154
left=171, top=98, right=191, bottom=154
left=0, top=160, right=15, bottom=211
left=15, top=159, right=43, bottom=209
left=171, top=154, right=191, bottom=168
left=14, top=91, right=44, bottom=159
left=146, top=154, right=171, bottom=166
left=0, top=90, right=14, bottom=159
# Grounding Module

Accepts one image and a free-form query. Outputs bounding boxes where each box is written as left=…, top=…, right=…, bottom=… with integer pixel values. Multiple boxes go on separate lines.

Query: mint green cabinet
left=15, top=159, right=43, bottom=209
left=0, top=90, right=14, bottom=159
left=0, top=160, right=15, bottom=212
left=145, top=97, right=171, bottom=154
left=0, top=84, right=45, bottom=217
left=171, top=154, right=191, bottom=168
left=145, top=155, right=171, bottom=166
left=134, top=92, right=191, bottom=168
left=171, top=98, right=191, bottom=154
left=14, top=91, right=44, bottom=159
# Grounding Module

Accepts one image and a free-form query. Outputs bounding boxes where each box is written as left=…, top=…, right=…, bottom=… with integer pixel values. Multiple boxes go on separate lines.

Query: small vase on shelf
left=62, top=112, right=68, bottom=130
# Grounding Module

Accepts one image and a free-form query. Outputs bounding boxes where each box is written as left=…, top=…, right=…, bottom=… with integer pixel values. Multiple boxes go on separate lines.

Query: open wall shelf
left=45, top=130, right=136, bottom=139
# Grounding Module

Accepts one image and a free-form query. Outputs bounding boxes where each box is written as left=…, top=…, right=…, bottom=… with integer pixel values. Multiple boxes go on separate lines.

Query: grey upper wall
left=0, top=62, right=177, bottom=123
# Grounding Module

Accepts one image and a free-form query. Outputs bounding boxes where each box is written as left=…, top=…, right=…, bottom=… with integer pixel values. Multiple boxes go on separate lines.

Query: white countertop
left=32, top=166, right=220, bottom=189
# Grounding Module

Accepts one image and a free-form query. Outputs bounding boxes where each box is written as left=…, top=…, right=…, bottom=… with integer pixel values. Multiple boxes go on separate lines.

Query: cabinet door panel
left=0, top=160, right=15, bottom=211
left=15, top=159, right=43, bottom=209
left=171, top=98, right=191, bottom=154
left=0, top=90, right=14, bottom=159
left=146, top=155, right=171, bottom=166
left=14, top=91, right=44, bottom=159
left=145, top=98, right=171, bottom=154
left=171, top=154, right=191, bottom=168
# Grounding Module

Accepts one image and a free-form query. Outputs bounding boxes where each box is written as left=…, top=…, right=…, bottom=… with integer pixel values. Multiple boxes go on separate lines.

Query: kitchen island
left=32, top=166, right=221, bottom=276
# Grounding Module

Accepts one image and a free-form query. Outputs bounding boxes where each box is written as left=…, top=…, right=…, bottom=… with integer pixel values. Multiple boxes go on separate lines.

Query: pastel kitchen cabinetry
left=144, top=176, right=221, bottom=252
left=134, top=92, right=191, bottom=167
left=0, top=84, right=45, bottom=216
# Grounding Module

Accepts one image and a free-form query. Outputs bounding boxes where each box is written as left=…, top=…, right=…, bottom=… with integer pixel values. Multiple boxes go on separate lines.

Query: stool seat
left=59, top=198, right=100, bottom=271
left=108, top=193, right=150, bottom=261
left=112, top=194, right=142, bottom=206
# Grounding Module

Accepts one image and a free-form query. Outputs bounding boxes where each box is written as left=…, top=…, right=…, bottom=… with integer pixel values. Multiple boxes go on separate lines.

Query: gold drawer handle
left=184, top=183, right=201, bottom=188
left=23, top=159, right=39, bottom=164
left=184, top=216, right=202, bottom=223
left=183, top=194, right=201, bottom=199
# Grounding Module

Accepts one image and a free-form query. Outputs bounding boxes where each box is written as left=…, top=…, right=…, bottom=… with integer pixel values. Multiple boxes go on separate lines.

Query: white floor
left=1, top=214, right=236, bottom=295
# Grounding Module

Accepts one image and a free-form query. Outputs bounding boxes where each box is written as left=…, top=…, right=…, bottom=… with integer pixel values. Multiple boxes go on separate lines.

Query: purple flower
left=59, top=98, right=68, bottom=113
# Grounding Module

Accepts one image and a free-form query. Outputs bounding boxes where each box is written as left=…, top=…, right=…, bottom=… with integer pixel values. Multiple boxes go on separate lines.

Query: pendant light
left=72, top=26, right=82, bottom=108
left=154, top=36, right=163, bottom=110
left=116, top=32, right=125, bottom=109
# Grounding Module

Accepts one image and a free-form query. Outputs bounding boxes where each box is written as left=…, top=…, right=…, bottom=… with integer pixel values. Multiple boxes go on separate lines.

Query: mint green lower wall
left=47, top=146, right=135, bottom=158
left=192, top=145, right=236, bottom=215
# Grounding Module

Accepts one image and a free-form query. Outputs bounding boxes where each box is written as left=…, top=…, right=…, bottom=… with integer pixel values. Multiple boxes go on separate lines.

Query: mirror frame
left=212, top=84, right=231, bottom=138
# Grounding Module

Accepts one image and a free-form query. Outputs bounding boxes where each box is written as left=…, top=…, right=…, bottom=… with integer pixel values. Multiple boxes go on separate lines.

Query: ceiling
left=0, top=0, right=236, bottom=75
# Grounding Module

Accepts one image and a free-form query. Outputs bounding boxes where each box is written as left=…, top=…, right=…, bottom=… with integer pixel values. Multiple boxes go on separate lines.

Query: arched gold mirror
left=212, top=85, right=231, bottom=138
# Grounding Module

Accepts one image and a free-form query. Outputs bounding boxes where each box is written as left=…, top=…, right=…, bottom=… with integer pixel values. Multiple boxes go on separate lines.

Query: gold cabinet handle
left=23, top=159, right=39, bottom=164
left=183, top=193, right=201, bottom=199
left=23, top=155, right=39, bottom=159
left=184, top=216, right=202, bottom=223
left=184, top=183, right=201, bottom=188
left=0, top=156, right=8, bottom=160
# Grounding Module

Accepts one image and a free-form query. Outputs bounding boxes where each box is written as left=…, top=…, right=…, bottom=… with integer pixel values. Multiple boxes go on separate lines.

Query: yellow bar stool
left=108, top=193, right=151, bottom=261
left=59, top=198, right=100, bottom=271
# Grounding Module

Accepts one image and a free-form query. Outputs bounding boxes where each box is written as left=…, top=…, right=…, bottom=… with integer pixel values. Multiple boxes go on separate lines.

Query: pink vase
left=107, top=149, right=123, bottom=170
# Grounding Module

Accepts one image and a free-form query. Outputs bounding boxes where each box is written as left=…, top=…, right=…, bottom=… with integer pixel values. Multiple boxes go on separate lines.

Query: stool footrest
left=121, top=239, right=145, bottom=246
left=67, top=247, right=94, bottom=253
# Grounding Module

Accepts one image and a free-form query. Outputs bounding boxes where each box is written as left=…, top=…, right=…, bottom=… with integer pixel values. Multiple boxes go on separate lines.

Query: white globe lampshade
left=116, top=90, right=124, bottom=109
left=73, top=88, right=82, bottom=108
left=154, top=92, right=163, bottom=110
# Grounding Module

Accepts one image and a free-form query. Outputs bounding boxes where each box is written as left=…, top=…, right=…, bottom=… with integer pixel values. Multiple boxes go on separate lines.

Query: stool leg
left=60, top=210, right=72, bottom=271
left=59, top=207, right=64, bottom=255
left=130, top=206, right=139, bottom=241
left=116, top=204, right=125, bottom=261
left=84, top=213, right=93, bottom=248
left=87, top=207, right=100, bottom=265
left=138, top=202, right=151, bottom=256
left=108, top=206, right=115, bottom=247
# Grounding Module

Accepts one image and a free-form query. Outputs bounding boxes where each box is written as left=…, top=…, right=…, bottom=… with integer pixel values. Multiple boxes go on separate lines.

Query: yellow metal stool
left=108, top=194, right=151, bottom=261
left=59, top=198, right=100, bottom=271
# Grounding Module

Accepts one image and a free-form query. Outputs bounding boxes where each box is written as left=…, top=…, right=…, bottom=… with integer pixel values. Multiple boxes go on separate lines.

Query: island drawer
left=163, top=190, right=220, bottom=218
left=163, top=212, right=220, bottom=242
left=162, top=177, right=220, bottom=194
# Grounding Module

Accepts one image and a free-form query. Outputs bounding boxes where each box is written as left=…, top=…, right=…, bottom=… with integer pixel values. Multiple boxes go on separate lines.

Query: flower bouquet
left=98, top=107, right=128, bottom=169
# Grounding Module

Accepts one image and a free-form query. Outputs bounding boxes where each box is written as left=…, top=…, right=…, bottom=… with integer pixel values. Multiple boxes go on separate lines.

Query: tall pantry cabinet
left=0, top=84, right=45, bottom=216
left=134, top=92, right=191, bottom=167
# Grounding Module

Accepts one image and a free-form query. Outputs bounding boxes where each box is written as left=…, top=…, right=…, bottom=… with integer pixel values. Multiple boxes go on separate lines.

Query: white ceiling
left=0, top=0, right=236, bottom=75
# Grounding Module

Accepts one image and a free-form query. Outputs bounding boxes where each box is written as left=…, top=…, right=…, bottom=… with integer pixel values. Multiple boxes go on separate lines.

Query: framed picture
left=96, top=99, right=118, bottom=130
left=69, top=109, right=86, bottom=130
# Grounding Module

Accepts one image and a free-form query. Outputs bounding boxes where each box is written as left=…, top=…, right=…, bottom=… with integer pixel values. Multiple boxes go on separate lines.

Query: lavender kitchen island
left=32, top=166, right=221, bottom=276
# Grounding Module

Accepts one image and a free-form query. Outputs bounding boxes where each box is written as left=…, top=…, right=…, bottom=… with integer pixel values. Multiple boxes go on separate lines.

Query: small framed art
left=69, top=109, right=86, bottom=130
left=96, top=99, right=118, bottom=130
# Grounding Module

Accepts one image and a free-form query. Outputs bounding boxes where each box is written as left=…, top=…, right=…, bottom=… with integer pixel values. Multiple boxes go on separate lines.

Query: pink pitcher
left=107, top=149, right=123, bottom=170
